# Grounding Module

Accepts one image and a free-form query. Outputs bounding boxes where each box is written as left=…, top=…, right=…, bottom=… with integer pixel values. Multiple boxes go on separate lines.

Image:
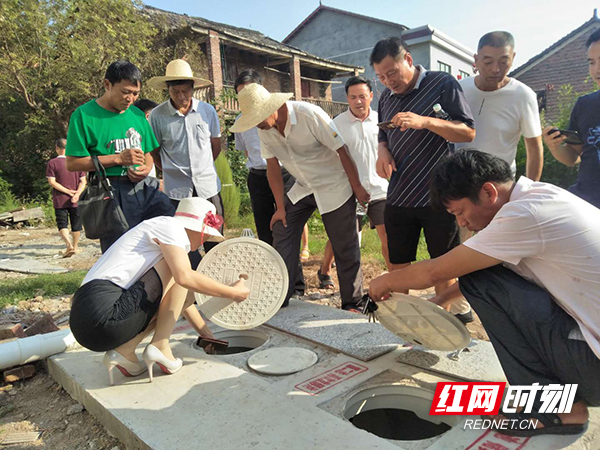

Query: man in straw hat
left=230, top=83, right=370, bottom=311
left=147, top=60, right=222, bottom=267
left=66, top=60, right=174, bottom=253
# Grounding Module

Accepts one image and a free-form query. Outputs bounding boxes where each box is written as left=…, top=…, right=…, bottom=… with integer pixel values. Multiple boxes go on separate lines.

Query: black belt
left=249, top=168, right=268, bottom=176
left=249, top=168, right=291, bottom=177
left=106, top=176, right=132, bottom=182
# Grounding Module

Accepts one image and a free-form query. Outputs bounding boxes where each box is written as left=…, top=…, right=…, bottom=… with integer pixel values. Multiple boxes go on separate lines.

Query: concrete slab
left=0, top=257, right=68, bottom=274
left=266, top=299, right=404, bottom=361
left=395, top=340, right=507, bottom=382
left=48, top=325, right=400, bottom=450
left=47, top=305, right=599, bottom=450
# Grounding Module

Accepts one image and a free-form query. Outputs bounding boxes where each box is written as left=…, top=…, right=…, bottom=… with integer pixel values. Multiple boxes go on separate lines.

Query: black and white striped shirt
left=378, top=67, right=475, bottom=208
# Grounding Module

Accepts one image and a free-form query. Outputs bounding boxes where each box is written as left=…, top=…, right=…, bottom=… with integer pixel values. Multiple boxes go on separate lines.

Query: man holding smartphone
left=543, top=28, right=600, bottom=209
left=371, top=37, right=475, bottom=310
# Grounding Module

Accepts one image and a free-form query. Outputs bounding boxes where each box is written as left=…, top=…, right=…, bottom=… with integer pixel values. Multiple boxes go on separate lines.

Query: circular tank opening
left=343, top=385, right=457, bottom=441
left=194, top=329, right=269, bottom=355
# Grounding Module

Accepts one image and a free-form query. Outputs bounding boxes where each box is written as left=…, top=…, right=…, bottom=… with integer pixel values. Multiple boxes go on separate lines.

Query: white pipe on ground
left=0, top=328, right=76, bottom=370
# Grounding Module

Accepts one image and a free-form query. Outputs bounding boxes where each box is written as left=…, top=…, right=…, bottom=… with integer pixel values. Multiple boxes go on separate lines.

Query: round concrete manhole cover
left=376, top=293, right=470, bottom=351
left=248, top=347, right=318, bottom=375
left=195, top=237, right=288, bottom=330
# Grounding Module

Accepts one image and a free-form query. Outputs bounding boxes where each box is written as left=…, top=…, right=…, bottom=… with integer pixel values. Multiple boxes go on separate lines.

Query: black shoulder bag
left=78, top=155, right=129, bottom=239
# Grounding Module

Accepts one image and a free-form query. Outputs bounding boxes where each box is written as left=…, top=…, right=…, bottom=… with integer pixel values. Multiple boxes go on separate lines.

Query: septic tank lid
left=195, top=237, right=288, bottom=330
left=248, top=347, right=318, bottom=375
left=375, top=293, right=470, bottom=351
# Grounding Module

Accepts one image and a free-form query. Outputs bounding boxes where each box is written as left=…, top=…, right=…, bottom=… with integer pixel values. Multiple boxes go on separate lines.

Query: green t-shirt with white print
left=65, top=100, right=159, bottom=176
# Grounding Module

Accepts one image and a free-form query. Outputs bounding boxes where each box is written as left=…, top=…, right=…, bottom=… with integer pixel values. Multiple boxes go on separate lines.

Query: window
left=459, top=70, right=471, bottom=79
left=438, top=61, right=451, bottom=73
left=220, top=43, right=238, bottom=86
left=221, top=57, right=238, bottom=86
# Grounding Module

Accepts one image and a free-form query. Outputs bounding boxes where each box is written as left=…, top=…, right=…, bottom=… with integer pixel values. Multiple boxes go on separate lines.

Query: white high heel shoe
left=103, top=350, right=147, bottom=386
left=142, top=344, right=183, bottom=382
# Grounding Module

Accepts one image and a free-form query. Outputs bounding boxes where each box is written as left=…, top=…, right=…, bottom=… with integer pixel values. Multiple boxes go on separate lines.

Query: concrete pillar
left=290, top=56, right=302, bottom=100
left=206, top=30, right=223, bottom=100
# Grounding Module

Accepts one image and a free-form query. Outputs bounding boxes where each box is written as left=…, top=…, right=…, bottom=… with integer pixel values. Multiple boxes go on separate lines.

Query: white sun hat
left=229, top=83, right=293, bottom=133
left=147, top=59, right=212, bottom=90
left=174, top=198, right=224, bottom=243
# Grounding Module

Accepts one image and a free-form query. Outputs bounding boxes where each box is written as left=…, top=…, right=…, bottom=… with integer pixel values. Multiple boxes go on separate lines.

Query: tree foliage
left=0, top=0, right=210, bottom=200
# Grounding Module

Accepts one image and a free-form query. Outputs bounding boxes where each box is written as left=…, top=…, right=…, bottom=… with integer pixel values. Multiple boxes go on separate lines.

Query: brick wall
left=515, top=24, right=600, bottom=122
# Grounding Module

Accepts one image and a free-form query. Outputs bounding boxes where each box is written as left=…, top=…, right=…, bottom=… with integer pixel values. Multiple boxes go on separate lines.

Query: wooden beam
left=265, top=58, right=292, bottom=67
left=12, top=207, right=44, bottom=223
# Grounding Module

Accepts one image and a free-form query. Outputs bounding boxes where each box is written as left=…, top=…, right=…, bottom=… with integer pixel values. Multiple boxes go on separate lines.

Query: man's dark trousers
left=460, top=265, right=600, bottom=406
left=101, top=176, right=175, bottom=253
left=247, top=168, right=305, bottom=294
left=272, top=194, right=363, bottom=309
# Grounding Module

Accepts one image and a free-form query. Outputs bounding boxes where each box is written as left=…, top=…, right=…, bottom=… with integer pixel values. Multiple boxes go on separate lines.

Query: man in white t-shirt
left=318, top=76, right=391, bottom=290
left=369, top=150, right=600, bottom=437
left=456, top=31, right=543, bottom=180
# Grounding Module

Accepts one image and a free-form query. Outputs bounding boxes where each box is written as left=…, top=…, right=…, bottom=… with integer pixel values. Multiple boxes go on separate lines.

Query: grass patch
left=0, top=270, right=86, bottom=308
left=224, top=213, right=431, bottom=269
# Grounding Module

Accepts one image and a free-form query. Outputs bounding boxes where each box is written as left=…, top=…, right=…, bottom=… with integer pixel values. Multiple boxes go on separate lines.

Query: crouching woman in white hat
left=69, top=198, right=249, bottom=384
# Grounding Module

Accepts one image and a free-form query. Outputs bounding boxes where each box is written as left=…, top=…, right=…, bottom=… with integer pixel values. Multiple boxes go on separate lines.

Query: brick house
left=144, top=6, right=363, bottom=118
left=511, top=11, right=600, bottom=122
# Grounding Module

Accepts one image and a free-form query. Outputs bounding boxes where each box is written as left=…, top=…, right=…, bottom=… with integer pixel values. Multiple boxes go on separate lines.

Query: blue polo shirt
left=378, top=67, right=475, bottom=207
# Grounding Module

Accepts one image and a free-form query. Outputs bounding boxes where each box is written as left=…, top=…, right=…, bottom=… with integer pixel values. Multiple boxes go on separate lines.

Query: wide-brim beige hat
left=147, top=59, right=212, bottom=90
left=174, top=198, right=224, bottom=243
left=229, top=83, right=293, bottom=133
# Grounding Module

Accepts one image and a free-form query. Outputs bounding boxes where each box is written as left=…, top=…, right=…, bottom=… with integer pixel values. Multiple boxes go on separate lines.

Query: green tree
left=0, top=0, right=157, bottom=199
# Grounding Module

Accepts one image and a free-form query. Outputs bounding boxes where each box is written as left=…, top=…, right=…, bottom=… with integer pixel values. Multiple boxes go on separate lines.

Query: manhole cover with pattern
left=195, top=238, right=288, bottom=330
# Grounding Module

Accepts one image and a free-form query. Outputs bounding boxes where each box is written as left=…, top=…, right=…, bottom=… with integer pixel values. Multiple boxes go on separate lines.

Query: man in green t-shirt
left=66, top=60, right=174, bottom=252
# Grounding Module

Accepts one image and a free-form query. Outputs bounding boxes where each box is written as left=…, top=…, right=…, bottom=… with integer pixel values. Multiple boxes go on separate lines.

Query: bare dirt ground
left=0, top=225, right=488, bottom=449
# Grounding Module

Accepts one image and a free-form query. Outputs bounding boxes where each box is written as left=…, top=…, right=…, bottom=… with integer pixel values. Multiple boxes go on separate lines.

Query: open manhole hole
left=343, top=385, right=457, bottom=441
left=194, top=329, right=269, bottom=355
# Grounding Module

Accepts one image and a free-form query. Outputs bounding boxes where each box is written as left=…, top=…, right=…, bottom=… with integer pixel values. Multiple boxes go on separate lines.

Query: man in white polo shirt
left=233, top=70, right=305, bottom=297
left=318, top=76, right=391, bottom=290
left=370, top=149, right=600, bottom=437
left=231, top=83, right=370, bottom=310
left=455, top=31, right=543, bottom=180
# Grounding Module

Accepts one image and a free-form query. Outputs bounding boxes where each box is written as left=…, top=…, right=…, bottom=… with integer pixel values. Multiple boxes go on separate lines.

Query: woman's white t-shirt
left=82, top=216, right=191, bottom=289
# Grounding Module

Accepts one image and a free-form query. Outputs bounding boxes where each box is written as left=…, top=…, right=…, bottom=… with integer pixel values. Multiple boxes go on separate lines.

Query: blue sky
left=145, top=0, right=597, bottom=69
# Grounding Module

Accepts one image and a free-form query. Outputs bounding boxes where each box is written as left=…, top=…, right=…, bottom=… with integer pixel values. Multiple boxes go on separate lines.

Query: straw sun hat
left=147, top=59, right=212, bottom=90
left=229, top=83, right=293, bottom=133
left=174, top=198, right=224, bottom=243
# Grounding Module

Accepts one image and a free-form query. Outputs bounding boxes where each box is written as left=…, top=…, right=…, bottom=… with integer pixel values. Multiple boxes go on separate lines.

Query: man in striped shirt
left=372, top=37, right=475, bottom=300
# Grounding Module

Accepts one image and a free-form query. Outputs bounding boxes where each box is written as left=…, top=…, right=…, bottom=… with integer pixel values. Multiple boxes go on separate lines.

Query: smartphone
left=197, top=337, right=229, bottom=354
left=549, top=128, right=584, bottom=145
left=377, top=121, right=399, bottom=130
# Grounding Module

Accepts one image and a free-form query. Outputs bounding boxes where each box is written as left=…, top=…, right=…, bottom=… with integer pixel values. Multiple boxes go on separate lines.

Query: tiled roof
left=510, top=14, right=600, bottom=77
left=283, top=5, right=408, bottom=43
left=143, top=5, right=362, bottom=73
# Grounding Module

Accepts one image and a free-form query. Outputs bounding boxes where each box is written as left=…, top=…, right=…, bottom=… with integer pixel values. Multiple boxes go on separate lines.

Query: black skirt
left=70, top=268, right=163, bottom=352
